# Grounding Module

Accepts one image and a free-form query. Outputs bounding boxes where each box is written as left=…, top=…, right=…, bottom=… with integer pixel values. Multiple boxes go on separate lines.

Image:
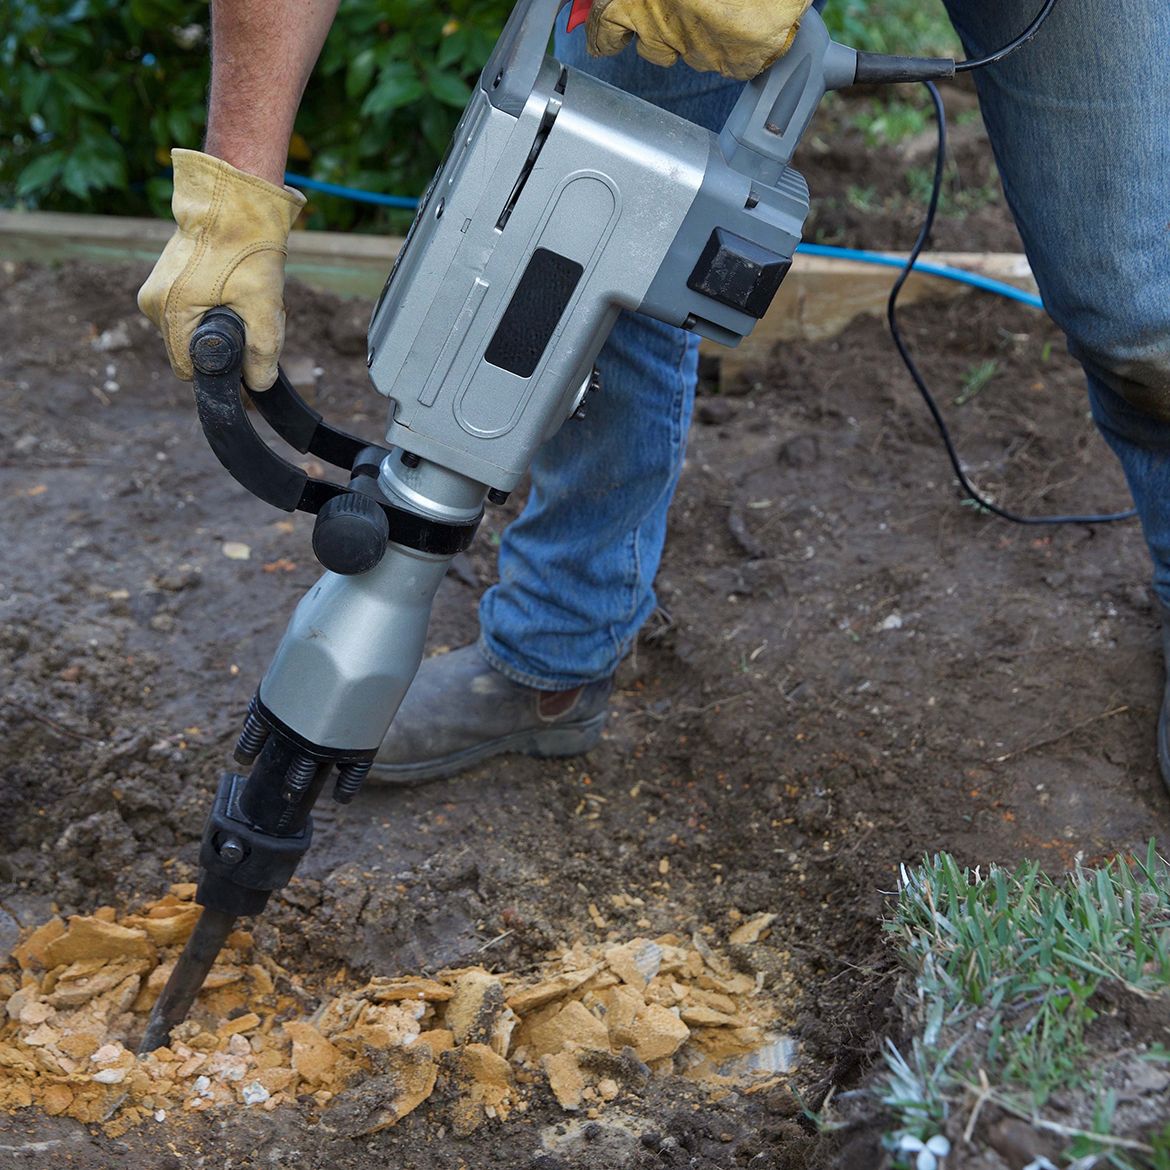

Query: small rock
left=526, top=1000, right=610, bottom=1057
left=728, top=913, right=776, bottom=946
left=92, top=322, right=132, bottom=352
left=242, top=1081, right=270, bottom=1106
left=284, top=1020, right=339, bottom=1085
left=444, top=969, right=506, bottom=1047
left=543, top=1050, right=586, bottom=1111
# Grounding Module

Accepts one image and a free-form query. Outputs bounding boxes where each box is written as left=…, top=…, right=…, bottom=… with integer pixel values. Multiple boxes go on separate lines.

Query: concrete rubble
left=0, top=888, right=791, bottom=1135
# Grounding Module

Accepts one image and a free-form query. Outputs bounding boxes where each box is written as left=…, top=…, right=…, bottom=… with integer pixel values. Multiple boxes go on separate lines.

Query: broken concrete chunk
left=11, top=916, right=65, bottom=970
left=367, top=977, right=455, bottom=1004
left=628, top=1003, right=691, bottom=1064
left=604, top=939, right=662, bottom=989
left=412, top=1028, right=455, bottom=1056
left=444, top=1043, right=513, bottom=1136
left=284, top=1020, right=340, bottom=1085
left=42, top=917, right=155, bottom=967
left=48, top=960, right=151, bottom=1008
left=122, top=904, right=202, bottom=946
left=728, top=913, right=777, bottom=946
left=444, top=969, right=505, bottom=1047
left=505, top=964, right=602, bottom=1015
left=41, top=1082, right=74, bottom=1116
left=543, top=1050, right=586, bottom=1111
left=525, top=999, right=610, bottom=1058
left=219, top=1012, right=262, bottom=1037
left=680, top=1004, right=738, bottom=1028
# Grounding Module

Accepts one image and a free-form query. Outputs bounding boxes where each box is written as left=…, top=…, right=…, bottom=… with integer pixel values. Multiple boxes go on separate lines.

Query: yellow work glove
left=587, top=0, right=814, bottom=80
left=138, top=149, right=306, bottom=391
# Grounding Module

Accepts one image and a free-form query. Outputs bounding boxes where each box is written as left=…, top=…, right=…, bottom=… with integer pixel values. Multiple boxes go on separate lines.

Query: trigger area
left=567, top=0, right=593, bottom=32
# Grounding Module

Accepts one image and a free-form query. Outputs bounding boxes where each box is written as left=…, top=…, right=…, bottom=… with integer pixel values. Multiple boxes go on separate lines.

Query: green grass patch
left=822, top=0, right=960, bottom=60
left=880, top=846, right=1170, bottom=1167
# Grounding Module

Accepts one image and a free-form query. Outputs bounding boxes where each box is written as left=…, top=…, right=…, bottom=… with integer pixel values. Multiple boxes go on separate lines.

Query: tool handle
left=718, top=9, right=857, bottom=185
left=484, top=0, right=856, bottom=188
left=481, top=0, right=572, bottom=115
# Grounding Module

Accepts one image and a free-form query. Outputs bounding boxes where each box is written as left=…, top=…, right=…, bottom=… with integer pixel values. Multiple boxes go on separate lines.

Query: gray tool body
left=143, top=0, right=874, bottom=1050
left=261, top=0, right=860, bottom=757
left=369, top=2, right=857, bottom=491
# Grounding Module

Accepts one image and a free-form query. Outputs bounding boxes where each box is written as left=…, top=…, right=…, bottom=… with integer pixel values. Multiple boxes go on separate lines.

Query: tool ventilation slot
left=496, top=68, right=567, bottom=231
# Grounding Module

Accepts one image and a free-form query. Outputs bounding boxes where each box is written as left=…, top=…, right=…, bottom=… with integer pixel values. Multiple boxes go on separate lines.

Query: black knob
left=312, top=493, right=390, bottom=575
left=191, top=309, right=245, bottom=376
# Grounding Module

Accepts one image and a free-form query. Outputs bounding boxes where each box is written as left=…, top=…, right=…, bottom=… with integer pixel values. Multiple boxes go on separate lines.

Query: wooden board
left=0, top=211, right=1038, bottom=383
left=705, top=251, right=1039, bottom=389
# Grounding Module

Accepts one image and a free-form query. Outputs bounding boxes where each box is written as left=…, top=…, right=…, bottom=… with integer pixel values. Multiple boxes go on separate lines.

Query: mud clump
left=1, top=891, right=792, bottom=1138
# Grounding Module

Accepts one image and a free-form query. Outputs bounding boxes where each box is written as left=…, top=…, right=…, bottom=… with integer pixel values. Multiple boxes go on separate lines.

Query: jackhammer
left=138, top=0, right=1033, bottom=1051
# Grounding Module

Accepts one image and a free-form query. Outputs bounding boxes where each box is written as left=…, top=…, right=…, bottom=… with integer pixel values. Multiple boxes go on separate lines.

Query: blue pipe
left=282, top=172, right=1045, bottom=311
left=283, top=171, right=421, bottom=209
left=796, top=242, right=1044, bottom=309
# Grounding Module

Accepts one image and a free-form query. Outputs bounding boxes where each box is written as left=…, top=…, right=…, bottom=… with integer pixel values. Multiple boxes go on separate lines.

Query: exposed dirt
left=0, top=232, right=1166, bottom=1170
left=797, top=80, right=1024, bottom=254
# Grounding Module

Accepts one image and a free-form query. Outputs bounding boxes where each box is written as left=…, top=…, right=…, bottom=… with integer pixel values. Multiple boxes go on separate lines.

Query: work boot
left=368, top=645, right=612, bottom=785
left=1159, top=604, right=1170, bottom=793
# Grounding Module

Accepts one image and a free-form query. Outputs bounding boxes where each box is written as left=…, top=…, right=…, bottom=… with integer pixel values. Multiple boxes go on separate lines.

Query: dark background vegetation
left=1, top=0, right=958, bottom=233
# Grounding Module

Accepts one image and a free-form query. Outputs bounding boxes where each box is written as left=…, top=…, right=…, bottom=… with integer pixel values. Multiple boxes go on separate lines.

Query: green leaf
left=360, top=66, right=426, bottom=117
left=15, top=151, right=67, bottom=197
left=424, top=65, right=470, bottom=109
left=345, top=47, right=378, bottom=101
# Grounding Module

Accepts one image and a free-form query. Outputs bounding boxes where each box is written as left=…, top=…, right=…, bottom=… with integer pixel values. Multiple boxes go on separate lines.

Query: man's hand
left=138, top=150, right=305, bottom=390
left=138, top=0, right=338, bottom=388
left=587, top=0, right=814, bottom=80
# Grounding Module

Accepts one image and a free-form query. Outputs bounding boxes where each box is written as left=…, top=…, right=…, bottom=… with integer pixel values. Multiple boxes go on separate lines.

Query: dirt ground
left=1, top=89, right=1167, bottom=1170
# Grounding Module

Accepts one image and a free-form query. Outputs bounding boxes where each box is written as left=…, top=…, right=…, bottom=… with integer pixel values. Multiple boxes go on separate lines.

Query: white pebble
left=90, top=1043, right=123, bottom=1065
left=193, top=1074, right=212, bottom=1097
left=154, top=1109, right=166, bottom=1122
left=241, top=1081, right=270, bottom=1106
left=92, top=1067, right=127, bottom=1085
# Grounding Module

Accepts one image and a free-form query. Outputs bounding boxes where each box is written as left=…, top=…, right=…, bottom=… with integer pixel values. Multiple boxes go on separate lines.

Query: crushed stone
left=0, top=888, right=792, bottom=1135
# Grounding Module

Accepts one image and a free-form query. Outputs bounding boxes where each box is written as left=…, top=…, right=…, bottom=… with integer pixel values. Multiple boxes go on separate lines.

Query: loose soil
left=0, top=133, right=1166, bottom=1167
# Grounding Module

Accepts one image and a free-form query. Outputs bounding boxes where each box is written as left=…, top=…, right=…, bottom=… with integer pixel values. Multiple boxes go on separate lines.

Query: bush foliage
left=2, top=0, right=956, bottom=231
left=2, top=0, right=512, bottom=230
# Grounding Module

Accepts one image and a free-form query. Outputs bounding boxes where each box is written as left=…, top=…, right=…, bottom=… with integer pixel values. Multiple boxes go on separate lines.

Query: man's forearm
left=205, top=0, right=341, bottom=185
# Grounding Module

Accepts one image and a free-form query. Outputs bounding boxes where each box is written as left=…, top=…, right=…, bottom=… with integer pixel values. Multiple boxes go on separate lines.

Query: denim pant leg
left=478, top=25, right=742, bottom=689
left=943, top=0, right=1170, bottom=604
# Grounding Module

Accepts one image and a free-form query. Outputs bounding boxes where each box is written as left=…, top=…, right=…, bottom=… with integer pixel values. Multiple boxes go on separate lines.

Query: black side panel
left=484, top=247, right=584, bottom=378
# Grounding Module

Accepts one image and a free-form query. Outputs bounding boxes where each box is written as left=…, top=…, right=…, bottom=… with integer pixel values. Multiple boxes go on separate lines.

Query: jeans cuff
left=477, top=632, right=610, bottom=692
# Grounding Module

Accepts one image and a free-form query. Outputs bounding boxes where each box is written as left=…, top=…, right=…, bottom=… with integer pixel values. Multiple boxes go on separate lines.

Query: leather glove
left=138, top=149, right=306, bottom=391
left=587, top=0, right=814, bottom=81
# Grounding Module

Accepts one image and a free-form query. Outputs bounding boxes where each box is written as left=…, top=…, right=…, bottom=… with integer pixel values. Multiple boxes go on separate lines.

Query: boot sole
left=366, top=711, right=608, bottom=787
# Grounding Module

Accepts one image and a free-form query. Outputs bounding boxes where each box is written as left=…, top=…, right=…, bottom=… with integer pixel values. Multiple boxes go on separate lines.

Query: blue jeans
left=481, top=1, right=1170, bottom=689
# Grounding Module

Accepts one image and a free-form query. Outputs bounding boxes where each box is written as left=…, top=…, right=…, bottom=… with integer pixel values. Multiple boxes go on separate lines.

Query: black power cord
left=953, top=0, right=1059, bottom=73
left=853, top=0, right=1058, bottom=85
left=883, top=19, right=1136, bottom=525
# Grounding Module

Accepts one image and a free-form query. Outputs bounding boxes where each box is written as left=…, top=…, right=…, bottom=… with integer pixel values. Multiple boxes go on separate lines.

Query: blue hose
left=796, top=242, right=1043, bottom=310
left=284, top=171, right=421, bottom=210
left=283, top=171, right=1045, bottom=311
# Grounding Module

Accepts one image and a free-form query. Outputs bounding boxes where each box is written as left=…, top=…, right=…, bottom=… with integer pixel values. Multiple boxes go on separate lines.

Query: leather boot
left=368, top=644, right=612, bottom=785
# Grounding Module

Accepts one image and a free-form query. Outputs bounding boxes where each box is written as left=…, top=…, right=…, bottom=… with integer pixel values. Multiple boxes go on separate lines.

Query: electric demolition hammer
left=140, top=0, right=971, bottom=1051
